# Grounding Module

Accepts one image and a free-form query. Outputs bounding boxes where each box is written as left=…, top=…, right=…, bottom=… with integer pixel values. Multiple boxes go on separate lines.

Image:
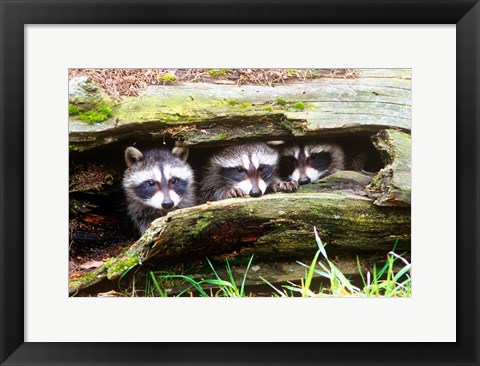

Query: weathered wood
left=69, top=69, right=411, bottom=151
left=366, top=130, right=411, bottom=206
left=69, top=75, right=115, bottom=110
left=69, top=174, right=411, bottom=294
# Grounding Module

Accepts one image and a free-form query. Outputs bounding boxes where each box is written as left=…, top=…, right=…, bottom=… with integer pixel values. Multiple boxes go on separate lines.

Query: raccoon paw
left=273, top=180, right=298, bottom=192
left=226, top=187, right=247, bottom=198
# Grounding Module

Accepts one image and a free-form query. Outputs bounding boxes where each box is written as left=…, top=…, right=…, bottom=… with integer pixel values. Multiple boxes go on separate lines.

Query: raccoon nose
left=162, top=199, right=175, bottom=209
left=249, top=187, right=262, bottom=197
left=298, top=176, right=311, bottom=185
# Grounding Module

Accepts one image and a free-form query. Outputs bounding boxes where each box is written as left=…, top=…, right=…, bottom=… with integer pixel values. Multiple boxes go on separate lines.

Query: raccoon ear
left=172, top=146, right=189, bottom=161
left=125, top=147, right=144, bottom=166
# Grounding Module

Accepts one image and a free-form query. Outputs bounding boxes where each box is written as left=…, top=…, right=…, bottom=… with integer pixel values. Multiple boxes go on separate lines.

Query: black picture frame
left=1, top=1, right=478, bottom=365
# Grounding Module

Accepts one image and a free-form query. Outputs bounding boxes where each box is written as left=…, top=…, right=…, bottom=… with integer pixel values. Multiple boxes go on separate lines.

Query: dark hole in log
left=69, top=130, right=384, bottom=275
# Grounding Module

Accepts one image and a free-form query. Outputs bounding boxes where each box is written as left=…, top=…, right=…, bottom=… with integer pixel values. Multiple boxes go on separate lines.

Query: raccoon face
left=213, top=143, right=278, bottom=197
left=282, top=144, right=344, bottom=185
left=130, top=166, right=190, bottom=209
left=220, top=162, right=274, bottom=197
left=124, top=146, right=193, bottom=210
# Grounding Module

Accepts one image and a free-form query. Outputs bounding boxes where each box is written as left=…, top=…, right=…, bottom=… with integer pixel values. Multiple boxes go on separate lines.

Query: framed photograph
left=1, top=1, right=478, bottom=365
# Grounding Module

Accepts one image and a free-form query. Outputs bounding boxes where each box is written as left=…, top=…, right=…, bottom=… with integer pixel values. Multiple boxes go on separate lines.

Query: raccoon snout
left=298, top=176, right=311, bottom=185
left=162, top=199, right=175, bottom=209
left=249, top=187, right=262, bottom=197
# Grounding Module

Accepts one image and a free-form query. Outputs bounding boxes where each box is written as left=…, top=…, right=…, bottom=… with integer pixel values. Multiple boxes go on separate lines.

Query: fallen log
left=69, top=69, right=411, bottom=151
left=69, top=173, right=411, bottom=294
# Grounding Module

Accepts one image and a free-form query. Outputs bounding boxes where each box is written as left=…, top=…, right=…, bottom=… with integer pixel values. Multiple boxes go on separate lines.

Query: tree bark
left=367, top=130, right=411, bottom=206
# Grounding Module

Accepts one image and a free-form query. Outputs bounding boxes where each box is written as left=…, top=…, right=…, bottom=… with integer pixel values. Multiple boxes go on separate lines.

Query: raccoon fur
left=122, top=146, right=196, bottom=234
left=280, top=143, right=345, bottom=185
left=200, top=142, right=298, bottom=202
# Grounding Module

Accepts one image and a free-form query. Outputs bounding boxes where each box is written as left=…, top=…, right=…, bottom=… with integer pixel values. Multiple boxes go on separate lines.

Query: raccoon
left=280, top=143, right=345, bottom=185
left=122, top=146, right=196, bottom=234
left=200, top=142, right=298, bottom=202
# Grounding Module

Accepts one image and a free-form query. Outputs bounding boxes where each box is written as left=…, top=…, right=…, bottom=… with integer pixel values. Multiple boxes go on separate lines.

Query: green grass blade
left=394, top=265, right=411, bottom=282
left=149, top=272, right=166, bottom=297
left=387, top=278, right=412, bottom=297
left=330, top=265, right=360, bottom=293
left=313, top=226, right=328, bottom=260
left=305, top=250, right=321, bottom=290
left=259, top=276, right=286, bottom=297
left=371, top=264, right=381, bottom=296
left=282, top=285, right=303, bottom=294
left=224, top=259, right=239, bottom=294
left=356, top=256, right=367, bottom=287
left=312, top=269, right=331, bottom=278
left=391, top=238, right=399, bottom=252
left=206, top=258, right=223, bottom=280
left=240, top=255, right=255, bottom=296
left=117, top=265, right=136, bottom=288
left=205, top=258, right=230, bottom=296
left=375, top=260, right=390, bottom=280
left=175, top=287, right=194, bottom=297
left=202, top=279, right=236, bottom=288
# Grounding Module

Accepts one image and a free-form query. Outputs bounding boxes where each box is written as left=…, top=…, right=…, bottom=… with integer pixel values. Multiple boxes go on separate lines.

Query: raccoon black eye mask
left=200, top=142, right=298, bottom=202
left=122, top=146, right=197, bottom=234
left=133, top=177, right=188, bottom=203
left=280, top=143, right=345, bottom=185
